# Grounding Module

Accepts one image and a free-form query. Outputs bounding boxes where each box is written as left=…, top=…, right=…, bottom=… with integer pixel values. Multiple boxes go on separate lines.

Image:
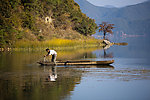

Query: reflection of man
left=48, top=66, right=57, bottom=82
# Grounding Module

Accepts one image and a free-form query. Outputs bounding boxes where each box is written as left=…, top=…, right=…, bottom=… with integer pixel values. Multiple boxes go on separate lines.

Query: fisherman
left=44, top=48, right=57, bottom=63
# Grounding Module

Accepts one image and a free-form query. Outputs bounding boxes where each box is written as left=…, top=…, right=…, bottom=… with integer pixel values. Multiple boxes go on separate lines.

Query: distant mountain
left=74, top=0, right=150, bottom=36
left=104, top=5, right=116, bottom=8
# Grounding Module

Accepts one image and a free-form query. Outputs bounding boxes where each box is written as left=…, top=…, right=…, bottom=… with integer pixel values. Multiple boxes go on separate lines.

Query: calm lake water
left=0, top=37, right=150, bottom=100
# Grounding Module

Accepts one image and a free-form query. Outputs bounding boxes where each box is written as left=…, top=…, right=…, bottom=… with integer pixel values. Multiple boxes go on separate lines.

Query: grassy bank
left=0, top=38, right=105, bottom=51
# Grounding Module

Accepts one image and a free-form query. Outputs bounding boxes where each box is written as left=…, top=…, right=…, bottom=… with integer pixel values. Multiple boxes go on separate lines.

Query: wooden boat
left=37, top=60, right=114, bottom=66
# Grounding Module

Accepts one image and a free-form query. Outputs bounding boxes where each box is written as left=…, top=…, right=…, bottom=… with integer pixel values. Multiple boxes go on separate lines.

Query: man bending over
left=44, top=48, right=57, bottom=63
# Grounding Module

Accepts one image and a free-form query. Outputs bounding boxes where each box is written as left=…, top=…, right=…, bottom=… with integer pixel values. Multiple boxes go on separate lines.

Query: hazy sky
left=86, top=0, right=148, bottom=7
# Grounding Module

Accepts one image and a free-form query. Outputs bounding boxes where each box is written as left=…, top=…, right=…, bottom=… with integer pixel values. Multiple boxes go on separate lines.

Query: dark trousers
left=51, top=54, right=57, bottom=62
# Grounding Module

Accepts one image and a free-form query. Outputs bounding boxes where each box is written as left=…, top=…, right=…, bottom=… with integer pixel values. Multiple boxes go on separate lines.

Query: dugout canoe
left=37, top=60, right=114, bottom=66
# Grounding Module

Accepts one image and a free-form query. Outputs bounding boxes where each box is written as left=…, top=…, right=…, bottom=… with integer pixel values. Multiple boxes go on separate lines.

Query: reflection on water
left=46, top=66, right=57, bottom=82
left=103, top=49, right=113, bottom=58
left=63, top=65, right=114, bottom=69
left=0, top=37, right=150, bottom=100
left=0, top=48, right=101, bottom=100
left=0, top=65, right=83, bottom=100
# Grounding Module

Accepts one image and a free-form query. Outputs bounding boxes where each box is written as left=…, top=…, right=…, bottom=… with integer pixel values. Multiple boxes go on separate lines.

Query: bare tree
left=99, top=22, right=115, bottom=39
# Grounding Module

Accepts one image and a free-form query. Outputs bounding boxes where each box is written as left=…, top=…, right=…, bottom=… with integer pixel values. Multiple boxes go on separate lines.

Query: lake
left=0, top=37, right=150, bottom=100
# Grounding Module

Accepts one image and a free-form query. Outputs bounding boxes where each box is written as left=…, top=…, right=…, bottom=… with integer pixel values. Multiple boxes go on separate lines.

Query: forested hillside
left=0, top=0, right=97, bottom=47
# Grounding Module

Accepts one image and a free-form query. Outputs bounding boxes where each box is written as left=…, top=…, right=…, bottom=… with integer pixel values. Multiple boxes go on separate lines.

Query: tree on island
left=98, top=22, right=115, bottom=39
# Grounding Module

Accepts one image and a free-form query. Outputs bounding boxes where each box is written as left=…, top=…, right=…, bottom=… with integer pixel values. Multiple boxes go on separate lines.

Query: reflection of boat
left=61, top=65, right=114, bottom=69
left=96, top=65, right=114, bottom=68
left=37, top=60, right=114, bottom=66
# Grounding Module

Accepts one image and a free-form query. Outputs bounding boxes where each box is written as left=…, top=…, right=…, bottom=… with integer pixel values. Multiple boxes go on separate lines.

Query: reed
left=14, top=38, right=104, bottom=49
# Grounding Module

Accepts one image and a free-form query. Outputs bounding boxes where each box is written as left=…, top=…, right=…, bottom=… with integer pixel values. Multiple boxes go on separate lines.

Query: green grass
left=11, top=38, right=104, bottom=50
